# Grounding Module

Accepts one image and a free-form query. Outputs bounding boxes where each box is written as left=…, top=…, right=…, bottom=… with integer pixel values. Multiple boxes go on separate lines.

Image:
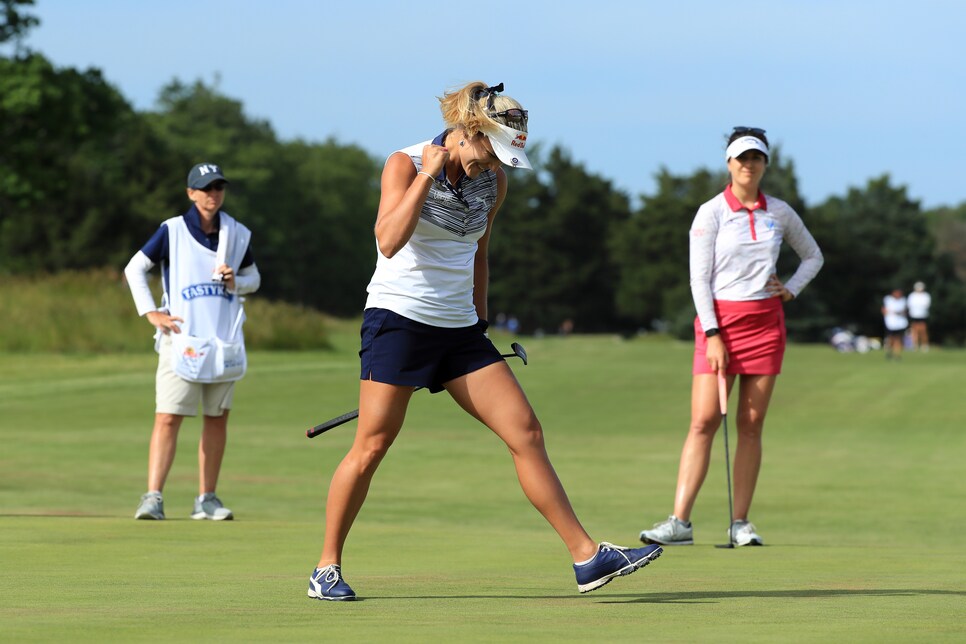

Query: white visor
left=726, top=136, right=769, bottom=161
left=487, top=122, right=532, bottom=170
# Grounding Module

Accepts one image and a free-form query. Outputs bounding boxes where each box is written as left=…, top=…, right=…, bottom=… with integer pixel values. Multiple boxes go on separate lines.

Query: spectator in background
left=881, top=287, right=908, bottom=360
left=830, top=327, right=856, bottom=352
left=907, top=281, right=931, bottom=351
left=559, top=318, right=574, bottom=336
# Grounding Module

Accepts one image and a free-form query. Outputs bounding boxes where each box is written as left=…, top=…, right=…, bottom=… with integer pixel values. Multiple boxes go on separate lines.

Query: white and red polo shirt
left=689, top=185, right=824, bottom=333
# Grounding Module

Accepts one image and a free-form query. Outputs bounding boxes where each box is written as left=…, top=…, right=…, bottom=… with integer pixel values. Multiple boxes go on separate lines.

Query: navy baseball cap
left=187, top=163, right=229, bottom=189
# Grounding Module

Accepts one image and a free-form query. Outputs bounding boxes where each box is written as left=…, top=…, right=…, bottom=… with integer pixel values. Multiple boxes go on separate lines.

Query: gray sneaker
left=729, top=520, right=763, bottom=546
left=191, top=493, right=233, bottom=521
left=640, top=515, right=693, bottom=545
left=135, top=492, right=165, bottom=520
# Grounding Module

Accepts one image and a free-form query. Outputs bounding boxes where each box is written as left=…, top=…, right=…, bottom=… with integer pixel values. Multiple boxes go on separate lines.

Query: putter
left=714, top=370, right=736, bottom=549
left=306, top=342, right=528, bottom=438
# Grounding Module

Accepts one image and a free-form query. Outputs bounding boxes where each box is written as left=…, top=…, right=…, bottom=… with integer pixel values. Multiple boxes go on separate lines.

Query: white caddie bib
left=162, top=213, right=252, bottom=383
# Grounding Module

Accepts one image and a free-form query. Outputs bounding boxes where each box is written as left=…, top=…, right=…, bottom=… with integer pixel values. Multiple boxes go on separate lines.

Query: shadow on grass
left=0, top=513, right=120, bottom=518
left=599, top=588, right=966, bottom=604
left=358, top=589, right=965, bottom=603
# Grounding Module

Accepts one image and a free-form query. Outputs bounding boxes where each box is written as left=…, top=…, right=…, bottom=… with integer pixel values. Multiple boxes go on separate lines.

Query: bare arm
left=472, top=169, right=508, bottom=322
left=374, top=145, right=449, bottom=258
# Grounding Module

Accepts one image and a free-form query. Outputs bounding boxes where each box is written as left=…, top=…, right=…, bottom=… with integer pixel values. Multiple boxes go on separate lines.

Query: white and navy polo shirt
left=139, top=206, right=256, bottom=290
left=365, top=132, right=499, bottom=328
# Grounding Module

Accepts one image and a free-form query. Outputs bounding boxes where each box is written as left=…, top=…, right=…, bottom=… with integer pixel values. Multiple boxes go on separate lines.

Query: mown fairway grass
left=1, top=328, right=963, bottom=642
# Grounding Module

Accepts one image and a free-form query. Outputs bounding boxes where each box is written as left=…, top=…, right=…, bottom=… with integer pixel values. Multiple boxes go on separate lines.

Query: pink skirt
left=693, top=298, right=786, bottom=375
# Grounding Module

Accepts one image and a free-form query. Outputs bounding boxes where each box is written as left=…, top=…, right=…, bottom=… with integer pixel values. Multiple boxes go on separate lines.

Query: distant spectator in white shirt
left=882, top=288, right=908, bottom=359
left=906, top=281, right=931, bottom=351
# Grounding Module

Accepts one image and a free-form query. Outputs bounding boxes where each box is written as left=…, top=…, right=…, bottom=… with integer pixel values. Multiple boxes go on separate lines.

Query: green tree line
left=2, top=2, right=965, bottom=344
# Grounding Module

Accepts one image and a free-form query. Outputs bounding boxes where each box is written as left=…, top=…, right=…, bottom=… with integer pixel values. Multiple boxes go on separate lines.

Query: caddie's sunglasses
left=200, top=182, right=227, bottom=192
left=733, top=126, right=766, bottom=137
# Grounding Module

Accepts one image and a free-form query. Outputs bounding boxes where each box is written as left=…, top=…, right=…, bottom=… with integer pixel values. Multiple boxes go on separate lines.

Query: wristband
left=705, top=328, right=720, bottom=338
left=417, top=171, right=435, bottom=182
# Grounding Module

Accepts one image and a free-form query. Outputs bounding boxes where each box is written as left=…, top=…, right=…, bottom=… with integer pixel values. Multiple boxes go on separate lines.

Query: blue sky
left=20, top=0, right=966, bottom=209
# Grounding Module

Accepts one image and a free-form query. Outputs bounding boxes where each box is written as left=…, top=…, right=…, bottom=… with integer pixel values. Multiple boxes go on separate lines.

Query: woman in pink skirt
left=640, top=127, right=824, bottom=547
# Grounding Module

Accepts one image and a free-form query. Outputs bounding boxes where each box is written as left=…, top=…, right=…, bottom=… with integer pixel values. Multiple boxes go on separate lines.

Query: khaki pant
left=156, top=334, right=234, bottom=416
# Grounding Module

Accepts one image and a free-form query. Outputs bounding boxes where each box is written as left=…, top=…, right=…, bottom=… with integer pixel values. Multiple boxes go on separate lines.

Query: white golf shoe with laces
left=640, top=515, right=694, bottom=545
left=729, top=520, right=763, bottom=546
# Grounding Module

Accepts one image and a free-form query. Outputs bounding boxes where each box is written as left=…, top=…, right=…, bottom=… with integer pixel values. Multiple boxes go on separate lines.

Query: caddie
left=124, top=162, right=261, bottom=521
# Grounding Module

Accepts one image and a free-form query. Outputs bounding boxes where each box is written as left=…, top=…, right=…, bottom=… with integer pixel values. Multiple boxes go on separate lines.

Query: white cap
left=487, top=122, right=532, bottom=169
left=726, top=136, right=769, bottom=161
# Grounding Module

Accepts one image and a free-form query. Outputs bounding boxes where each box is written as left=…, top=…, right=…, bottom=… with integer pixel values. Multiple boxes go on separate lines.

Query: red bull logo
left=511, top=133, right=527, bottom=150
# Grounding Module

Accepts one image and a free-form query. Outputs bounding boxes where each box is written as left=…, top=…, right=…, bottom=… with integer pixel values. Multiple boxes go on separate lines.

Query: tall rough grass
left=0, top=270, right=332, bottom=352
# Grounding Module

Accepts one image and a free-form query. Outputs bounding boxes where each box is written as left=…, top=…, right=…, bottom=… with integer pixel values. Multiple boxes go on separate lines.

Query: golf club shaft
left=306, top=346, right=526, bottom=439
left=718, top=371, right=735, bottom=544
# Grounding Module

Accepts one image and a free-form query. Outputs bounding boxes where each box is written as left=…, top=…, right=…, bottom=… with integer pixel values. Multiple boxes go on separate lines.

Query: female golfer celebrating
left=640, top=127, right=823, bottom=547
left=308, top=82, right=661, bottom=601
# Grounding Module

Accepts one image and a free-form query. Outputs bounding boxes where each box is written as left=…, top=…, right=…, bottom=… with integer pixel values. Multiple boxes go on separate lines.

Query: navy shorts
left=360, top=308, right=503, bottom=393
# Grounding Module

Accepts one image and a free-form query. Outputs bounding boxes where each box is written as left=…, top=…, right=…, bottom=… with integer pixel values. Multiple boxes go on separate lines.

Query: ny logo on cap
left=197, top=164, right=220, bottom=176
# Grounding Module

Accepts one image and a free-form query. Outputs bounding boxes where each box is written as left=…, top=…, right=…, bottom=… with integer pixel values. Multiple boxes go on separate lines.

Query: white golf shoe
left=191, top=493, right=234, bottom=520
left=729, top=520, right=763, bottom=546
left=135, top=491, right=165, bottom=520
left=640, top=515, right=694, bottom=545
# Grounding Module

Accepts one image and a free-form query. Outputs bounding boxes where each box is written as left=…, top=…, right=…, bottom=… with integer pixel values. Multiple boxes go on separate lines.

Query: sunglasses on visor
left=492, top=108, right=528, bottom=129
left=474, top=83, right=529, bottom=129
left=492, top=108, right=528, bottom=120
left=732, top=126, right=766, bottom=137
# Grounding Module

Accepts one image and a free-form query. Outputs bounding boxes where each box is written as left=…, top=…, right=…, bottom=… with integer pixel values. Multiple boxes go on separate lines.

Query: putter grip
left=306, top=409, right=360, bottom=438
left=717, top=371, right=728, bottom=416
